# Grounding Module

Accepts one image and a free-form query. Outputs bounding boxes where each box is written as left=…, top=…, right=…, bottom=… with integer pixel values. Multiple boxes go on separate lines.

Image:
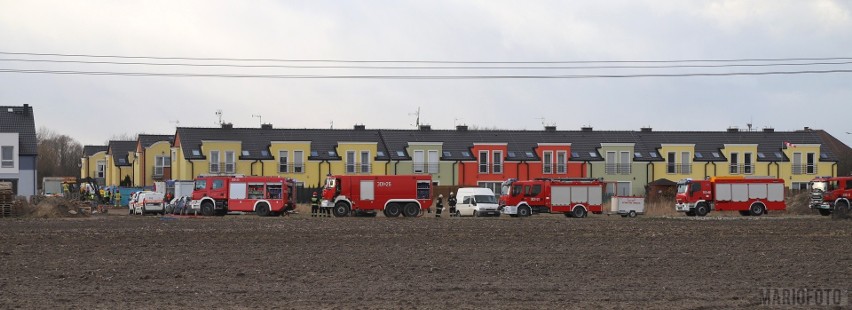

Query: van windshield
left=474, top=195, right=497, bottom=204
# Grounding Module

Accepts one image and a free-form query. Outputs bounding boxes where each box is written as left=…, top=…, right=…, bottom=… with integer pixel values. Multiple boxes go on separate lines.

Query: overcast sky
left=1, top=0, right=851, bottom=147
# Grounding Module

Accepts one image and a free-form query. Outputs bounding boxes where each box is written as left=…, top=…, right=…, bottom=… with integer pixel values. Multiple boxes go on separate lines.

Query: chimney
left=640, top=127, right=652, bottom=132
left=727, top=127, right=739, bottom=133
left=261, top=123, right=273, bottom=130
left=581, top=126, right=593, bottom=132
left=221, top=123, right=233, bottom=129
left=419, top=125, right=431, bottom=131
left=544, top=126, right=556, bottom=132
left=803, top=126, right=811, bottom=131
left=456, top=125, right=468, bottom=131
left=353, top=124, right=366, bottom=131
left=23, top=104, right=29, bottom=116
left=762, top=127, right=775, bottom=133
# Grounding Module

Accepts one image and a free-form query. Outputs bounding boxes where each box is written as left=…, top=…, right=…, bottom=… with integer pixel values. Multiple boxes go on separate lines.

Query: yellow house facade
left=654, top=144, right=705, bottom=181
left=80, top=146, right=108, bottom=184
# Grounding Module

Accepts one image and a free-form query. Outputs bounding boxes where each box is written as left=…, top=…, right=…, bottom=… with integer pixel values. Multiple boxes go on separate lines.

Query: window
left=605, top=151, right=631, bottom=174
left=310, top=150, right=318, bottom=157
left=477, top=182, right=502, bottom=198
left=649, top=152, right=658, bottom=158
left=634, top=152, right=642, bottom=158
left=508, top=151, right=516, bottom=158
left=194, top=179, right=207, bottom=190
left=743, top=153, right=753, bottom=174
left=589, top=152, right=598, bottom=158
left=224, top=151, right=235, bottom=173
left=620, top=151, right=631, bottom=174
left=530, top=184, right=542, bottom=196
left=396, top=150, right=405, bottom=157
left=542, top=151, right=553, bottom=174
left=376, top=151, right=385, bottom=157
left=556, top=151, right=567, bottom=174
left=571, top=152, right=579, bottom=158
left=1, top=146, right=13, bottom=168
left=294, top=151, right=304, bottom=173
left=443, top=151, right=451, bottom=157
left=606, top=151, right=617, bottom=174
left=792, top=152, right=802, bottom=175
left=695, top=152, right=703, bottom=159
left=492, top=151, right=503, bottom=174
left=427, top=150, right=439, bottom=174
left=191, top=149, right=201, bottom=156
left=346, top=151, right=356, bottom=173
left=525, top=152, right=535, bottom=158
left=461, top=151, right=471, bottom=158
left=279, top=151, right=289, bottom=173
left=791, top=182, right=808, bottom=191
left=209, top=151, right=220, bottom=173
left=806, top=153, right=816, bottom=174
left=328, top=151, right=336, bottom=157
left=212, top=179, right=225, bottom=189
left=360, top=151, right=370, bottom=173
left=241, top=150, right=250, bottom=156
left=154, top=155, right=170, bottom=177
left=478, top=151, right=489, bottom=174
left=260, top=150, right=269, bottom=157
left=96, top=160, right=106, bottom=178
left=413, top=150, right=425, bottom=173
left=729, top=152, right=740, bottom=174
left=667, top=152, right=676, bottom=174
left=712, top=152, right=720, bottom=158
left=757, top=153, right=766, bottom=159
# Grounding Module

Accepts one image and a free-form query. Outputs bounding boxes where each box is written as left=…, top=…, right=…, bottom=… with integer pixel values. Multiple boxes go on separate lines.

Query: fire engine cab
left=675, top=176, right=786, bottom=216
left=190, top=175, right=296, bottom=216
left=809, top=176, right=852, bottom=217
left=499, top=178, right=605, bottom=218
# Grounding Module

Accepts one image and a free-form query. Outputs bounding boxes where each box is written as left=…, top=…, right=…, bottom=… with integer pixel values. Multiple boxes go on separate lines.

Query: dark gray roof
left=0, top=105, right=37, bottom=155
left=108, top=140, right=137, bottom=166
left=138, top=134, right=174, bottom=149
left=83, top=145, right=108, bottom=156
left=634, top=130, right=835, bottom=162
left=175, top=127, right=387, bottom=161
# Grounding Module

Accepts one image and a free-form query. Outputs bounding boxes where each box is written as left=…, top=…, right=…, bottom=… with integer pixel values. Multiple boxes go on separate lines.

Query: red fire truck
left=809, top=176, right=852, bottom=217
left=321, top=175, right=433, bottom=217
left=675, top=176, right=786, bottom=217
left=499, top=178, right=605, bottom=218
left=190, top=175, right=296, bottom=216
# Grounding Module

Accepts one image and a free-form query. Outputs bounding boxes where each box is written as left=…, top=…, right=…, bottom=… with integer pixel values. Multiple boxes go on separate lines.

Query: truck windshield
left=676, top=183, right=689, bottom=193
left=194, top=180, right=206, bottom=190
left=324, top=178, right=335, bottom=189
left=500, top=184, right=510, bottom=195
left=809, top=181, right=828, bottom=191
left=474, top=195, right=498, bottom=204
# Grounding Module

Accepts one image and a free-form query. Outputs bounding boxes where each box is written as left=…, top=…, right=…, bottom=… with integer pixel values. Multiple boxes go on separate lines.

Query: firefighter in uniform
left=448, top=191, right=457, bottom=217
left=114, top=190, right=121, bottom=208
left=435, top=194, right=444, bottom=217
left=104, top=189, right=111, bottom=205
left=311, top=192, right=320, bottom=217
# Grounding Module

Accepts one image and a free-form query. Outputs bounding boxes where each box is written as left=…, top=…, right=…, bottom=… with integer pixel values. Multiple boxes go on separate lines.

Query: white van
left=133, top=191, right=166, bottom=215
left=454, top=187, right=500, bottom=217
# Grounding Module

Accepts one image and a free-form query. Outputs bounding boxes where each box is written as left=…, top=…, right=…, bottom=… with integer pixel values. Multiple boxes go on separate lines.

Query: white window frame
left=224, top=151, right=235, bottom=173
left=680, top=152, right=691, bottom=174
left=279, top=151, right=289, bottom=173
left=605, top=151, right=617, bottom=174
left=1, top=146, right=13, bottom=168
left=492, top=151, right=503, bottom=174
left=427, top=150, right=439, bottom=174
left=729, top=152, right=740, bottom=174
left=743, top=152, right=753, bottom=175
left=792, top=152, right=802, bottom=175
left=556, top=151, right=567, bottom=174
left=293, top=150, right=304, bottom=173
left=346, top=151, right=356, bottom=173
left=209, top=150, right=220, bottom=173
left=619, top=151, right=631, bottom=174
left=360, top=150, right=370, bottom=173
left=154, top=155, right=169, bottom=176
left=96, top=160, right=106, bottom=178
left=542, top=151, right=553, bottom=174
left=413, top=150, right=425, bottom=173
left=479, top=150, right=489, bottom=174
left=666, top=152, right=676, bottom=174
left=806, top=153, right=816, bottom=174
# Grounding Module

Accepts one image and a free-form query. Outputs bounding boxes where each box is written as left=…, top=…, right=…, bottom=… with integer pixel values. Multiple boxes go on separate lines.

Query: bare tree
left=37, top=126, right=84, bottom=184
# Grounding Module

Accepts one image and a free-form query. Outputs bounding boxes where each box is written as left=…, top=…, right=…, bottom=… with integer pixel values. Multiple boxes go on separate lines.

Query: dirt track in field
left=0, top=210, right=850, bottom=309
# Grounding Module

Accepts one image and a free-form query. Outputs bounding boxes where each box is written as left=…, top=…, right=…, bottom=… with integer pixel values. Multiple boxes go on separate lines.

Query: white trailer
left=609, top=196, right=645, bottom=218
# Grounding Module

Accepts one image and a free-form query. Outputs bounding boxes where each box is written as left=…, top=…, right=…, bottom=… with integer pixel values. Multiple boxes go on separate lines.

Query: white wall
left=0, top=133, right=19, bottom=174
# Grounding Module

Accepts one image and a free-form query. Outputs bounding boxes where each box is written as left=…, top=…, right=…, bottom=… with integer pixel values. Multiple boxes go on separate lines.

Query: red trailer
left=675, top=176, right=786, bottom=217
left=190, top=175, right=296, bottom=216
left=321, top=175, right=433, bottom=217
left=499, top=178, right=605, bottom=218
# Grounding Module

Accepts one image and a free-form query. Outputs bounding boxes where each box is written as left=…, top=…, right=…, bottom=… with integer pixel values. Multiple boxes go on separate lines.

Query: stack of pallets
left=0, top=182, right=12, bottom=217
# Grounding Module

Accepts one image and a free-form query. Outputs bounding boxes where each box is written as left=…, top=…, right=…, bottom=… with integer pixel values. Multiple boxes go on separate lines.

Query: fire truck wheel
left=201, top=202, right=214, bottom=216
left=628, top=211, right=637, bottom=218
left=694, top=204, right=709, bottom=217
left=384, top=203, right=401, bottom=217
left=748, top=203, right=765, bottom=216
left=256, top=203, right=271, bottom=217
left=818, top=209, right=832, bottom=216
left=832, top=202, right=849, bottom=219
left=333, top=202, right=350, bottom=217
left=402, top=203, right=420, bottom=217
left=572, top=206, right=587, bottom=218
left=517, top=206, right=531, bottom=217
left=738, top=211, right=750, bottom=216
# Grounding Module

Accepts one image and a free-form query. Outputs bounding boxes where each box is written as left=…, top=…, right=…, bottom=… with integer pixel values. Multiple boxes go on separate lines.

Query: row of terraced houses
left=80, top=123, right=851, bottom=196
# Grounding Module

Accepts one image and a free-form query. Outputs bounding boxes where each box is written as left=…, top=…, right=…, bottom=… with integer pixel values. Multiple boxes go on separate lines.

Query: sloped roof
left=83, top=145, right=108, bottom=156
left=0, top=105, right=37, bottom=155
left=108, top=140, right=137, bottom=166
left=138, top=134, right=174, bottom=148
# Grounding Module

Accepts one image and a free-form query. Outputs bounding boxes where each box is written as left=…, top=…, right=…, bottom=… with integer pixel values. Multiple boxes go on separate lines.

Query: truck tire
left=832, top=201, right=849, bottom=220
left=333, top=201, right=350, bottom=217
left=402, top=203, right=419, bottom=217
left=628, top=210, right=637, bottom=218
left=256, top=203, right=270, bottom=217
left=201, top=201, right=214, bottom=216
left=748, top=203, right=765, bottom=216
left=141, top=206, right=147, bottom=216
left=694, top=204, right=709, bottom=217
left=517, top=206, right=531, bottom=217
left=818, top=209, right=832, bottom=216
left=384, top=203, right=401, bottom=217
left=572, top=206, right=587, bottom=218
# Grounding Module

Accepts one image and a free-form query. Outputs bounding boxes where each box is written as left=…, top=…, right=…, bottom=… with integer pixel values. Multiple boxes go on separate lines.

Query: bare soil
left=0, top=210, right=849, bottom=309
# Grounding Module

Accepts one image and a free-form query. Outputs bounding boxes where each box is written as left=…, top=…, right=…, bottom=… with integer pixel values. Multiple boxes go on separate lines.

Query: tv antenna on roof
left=252, top=114, right=262, bottom=126
left=329, top=121, right=334, bottom=129
left=454, top=118, right=464, bottom=126
left=215, top=109, right=224, bottom=125
left=409, top=107, right=421, bottom=128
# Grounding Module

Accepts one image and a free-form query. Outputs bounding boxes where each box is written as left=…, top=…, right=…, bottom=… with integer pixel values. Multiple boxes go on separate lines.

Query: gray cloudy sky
left=1, top=0, right=851, bottom=147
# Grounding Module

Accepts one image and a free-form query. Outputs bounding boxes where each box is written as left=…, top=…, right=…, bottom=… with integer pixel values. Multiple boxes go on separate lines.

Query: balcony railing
left=278, top=162, right=306, bottom=174
left=556, top=163, right=567, bottom=174
left=605, top=163, right=632, bottom=175
left=666, top=163, right=692, bottom=174
left=728, top=164, right=754, bottom=175
left=209, top=162, right=235, bottom=174
left=792, top=164, right=817, bottom=175
left=543, top=163, right=553, bottom=174
left=345, top=163, right=372, bottom=174
left=413, top=162, right=440, bottom=174
left=492, top=164, right=503, bottom=174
